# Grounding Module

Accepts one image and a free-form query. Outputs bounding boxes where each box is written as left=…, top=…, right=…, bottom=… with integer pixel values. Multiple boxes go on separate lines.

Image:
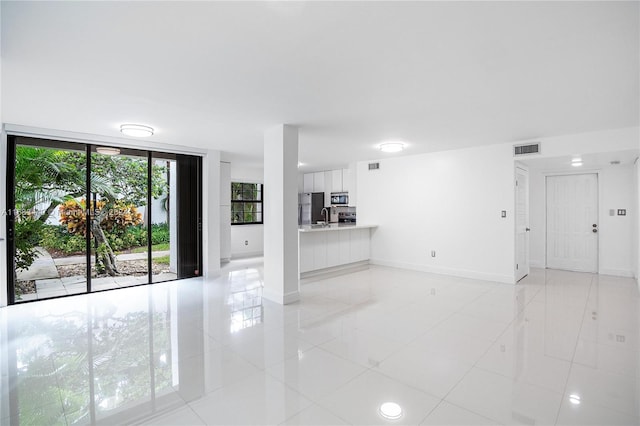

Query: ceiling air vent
left=368, top=162, right=380, bottom=170
left=514, top=143, right=541, bottom=157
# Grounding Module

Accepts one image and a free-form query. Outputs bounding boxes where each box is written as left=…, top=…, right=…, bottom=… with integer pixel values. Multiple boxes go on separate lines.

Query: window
left=231, top=182, right=263, bottom=225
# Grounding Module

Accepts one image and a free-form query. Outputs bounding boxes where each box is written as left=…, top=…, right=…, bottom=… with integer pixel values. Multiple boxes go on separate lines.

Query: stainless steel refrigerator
left=298, top=192, right=325, bottom=225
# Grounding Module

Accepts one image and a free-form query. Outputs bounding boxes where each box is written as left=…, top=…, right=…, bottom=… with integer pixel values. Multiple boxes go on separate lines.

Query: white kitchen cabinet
left=303, top=173, right=314, bottom=192
left=331, top=169, right=343, bottom=193
left=338, top=229, right=351, bottom=262
left=313, top=171, right=325, bottom=192
left=299, top=233, right=315, bottom=273
left=326, top=231, right=340, bottom=268
left=341, top=168, right=350, bottom=192
left=324, top=171, right=333, bottom=206
left=312, top=232, right=328, bottom=270
left=298, top=225, right=375, bottom=275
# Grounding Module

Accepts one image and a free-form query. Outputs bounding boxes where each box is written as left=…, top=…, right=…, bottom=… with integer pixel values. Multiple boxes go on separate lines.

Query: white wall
left=636, top=155, right=640, bottom=282
left=230, top=164, right=264, bottom=258
left=358, top=143, right=516, bottom=284
left=529, top=165, right=636, bottom=277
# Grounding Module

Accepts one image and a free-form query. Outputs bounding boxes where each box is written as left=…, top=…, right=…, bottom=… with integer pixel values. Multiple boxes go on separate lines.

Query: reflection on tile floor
left=1, top=261, right=638, bottom=425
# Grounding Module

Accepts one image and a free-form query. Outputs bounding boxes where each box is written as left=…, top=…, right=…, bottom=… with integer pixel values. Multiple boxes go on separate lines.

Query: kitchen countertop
left=298, top=223, right=377, bottom=233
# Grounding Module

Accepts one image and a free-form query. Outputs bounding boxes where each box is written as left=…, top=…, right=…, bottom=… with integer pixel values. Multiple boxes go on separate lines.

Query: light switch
left=609, top=209, right=615, bottom=216
left=501, top=210, right=507, bottom=218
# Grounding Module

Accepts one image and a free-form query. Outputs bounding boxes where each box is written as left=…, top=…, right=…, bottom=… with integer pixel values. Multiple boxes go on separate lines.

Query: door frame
left=5, top=134, right=203, bottom=305
left=514, top=165, right=530, bottom=282
left=543, top=170, right=601, bottom=273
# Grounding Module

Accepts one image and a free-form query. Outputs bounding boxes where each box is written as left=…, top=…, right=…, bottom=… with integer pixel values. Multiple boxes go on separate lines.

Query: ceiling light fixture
left=569, top=394, right=581, bottom=405
left=571, top=158, right=583, bottom=167
left=120, top=124, right=154, bottom=137
left=379, top=402, right=403, bottom=420
left=379, top=142, right=405, bottom=153
left=96, top=146, right=121, bottom=156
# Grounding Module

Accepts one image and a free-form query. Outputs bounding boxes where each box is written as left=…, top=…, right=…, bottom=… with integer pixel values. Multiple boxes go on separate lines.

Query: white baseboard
left=262, top=288, right=300, bottom=305
left=300, top=261, right=369, bottom=281
left=529, top=260, right=545, bottom=268
left=599, top=268, right=635, bottom=278
left=231, top=251, right=264, bottom=260
left=370, top=259, right=514, bottom=284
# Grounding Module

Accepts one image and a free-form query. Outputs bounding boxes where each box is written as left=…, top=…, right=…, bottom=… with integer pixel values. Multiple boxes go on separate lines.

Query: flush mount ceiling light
left=120, top=124, right=154, bottom=137
left=379, top=142, right=405, bottom=153
left=96, top=146, right=121, bottom=156
left=379, top=402, right=403, bottom=420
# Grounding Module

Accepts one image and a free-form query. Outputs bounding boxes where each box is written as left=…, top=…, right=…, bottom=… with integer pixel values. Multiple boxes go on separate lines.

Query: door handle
left=525, top=228, right=530, bottom=232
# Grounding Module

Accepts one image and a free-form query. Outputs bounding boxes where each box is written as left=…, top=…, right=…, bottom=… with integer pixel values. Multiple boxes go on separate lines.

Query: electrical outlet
left=431, top=250, right=436, bottom=257
left=617, top=209, right=627, bottom=216
left=244, top=240, right=248, bottom=246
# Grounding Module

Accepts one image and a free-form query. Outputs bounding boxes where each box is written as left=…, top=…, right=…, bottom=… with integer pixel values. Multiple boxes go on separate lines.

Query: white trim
left=4, top=124, right=208, bottom=156
left=231, top=251, right=264, bottom=259
left=262, top=288, right=300, bottom=305
left=300, top=261, right=369, bottom=280
left=599, top=268, right=635, bottom=278
left=370, top=259, right=515, bottom=284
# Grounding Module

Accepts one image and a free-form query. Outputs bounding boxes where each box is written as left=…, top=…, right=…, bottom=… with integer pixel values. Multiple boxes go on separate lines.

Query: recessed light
left=96, top=147, right=121, bottom=156
left=379, top=402, right=403, bottom=420
left=120, top=124, right=154, bottom=137
left=379, top=142, right=405, bottom=153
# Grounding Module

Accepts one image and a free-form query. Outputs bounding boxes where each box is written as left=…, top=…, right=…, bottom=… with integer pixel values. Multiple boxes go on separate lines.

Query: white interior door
left=546, top=174, right=598, bottom=273
left=515, top=167, right=530, bottom=281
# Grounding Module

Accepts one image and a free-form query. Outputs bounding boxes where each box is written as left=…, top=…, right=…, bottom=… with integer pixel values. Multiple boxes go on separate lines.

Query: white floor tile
left=421, top=401, right=500, bottom=425
left=188, top=372, right=312, bottom=425
left=267, top=347, right=367, bottom=401
left=2, top=264, right=638, bottom=425
left=319, top=370, right=440, bottom=425
left=280, top=403, right=350, bottom=425
left=376, top=345, right=473, bottom=398
left=445, top=367, right=563, bottom=425
left=564, top=363, right=640, bottom=418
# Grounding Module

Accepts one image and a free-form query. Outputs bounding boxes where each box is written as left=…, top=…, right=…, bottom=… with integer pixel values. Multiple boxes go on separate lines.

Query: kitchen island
left=298, top=223, right=377, bottom=276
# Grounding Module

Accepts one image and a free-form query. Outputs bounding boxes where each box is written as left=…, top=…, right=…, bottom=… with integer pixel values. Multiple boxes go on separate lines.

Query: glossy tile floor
left=1, top=259, right=638, bottom=425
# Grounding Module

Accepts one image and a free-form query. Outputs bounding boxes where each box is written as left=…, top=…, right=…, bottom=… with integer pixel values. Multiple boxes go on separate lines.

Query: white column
left=263, top=124, right=299, bottom=304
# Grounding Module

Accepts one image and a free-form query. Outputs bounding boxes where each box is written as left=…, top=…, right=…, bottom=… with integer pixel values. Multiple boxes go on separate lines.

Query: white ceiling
left=2, top=1, right=638, bottom=171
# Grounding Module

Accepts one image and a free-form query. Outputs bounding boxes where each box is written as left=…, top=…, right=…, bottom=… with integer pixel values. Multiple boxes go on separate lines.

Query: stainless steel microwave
left=330, top=192, right=349, bottom=205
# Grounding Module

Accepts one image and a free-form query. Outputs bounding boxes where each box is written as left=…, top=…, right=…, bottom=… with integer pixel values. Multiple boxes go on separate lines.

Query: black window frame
left=231, top=182, right=263, bottom=225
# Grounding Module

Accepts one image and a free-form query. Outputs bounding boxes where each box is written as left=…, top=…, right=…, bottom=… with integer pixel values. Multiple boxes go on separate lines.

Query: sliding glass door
left=6, top=136, right=202, bottom=304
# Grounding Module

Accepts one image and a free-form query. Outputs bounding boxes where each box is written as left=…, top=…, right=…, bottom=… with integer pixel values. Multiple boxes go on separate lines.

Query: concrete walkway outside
left=16, top=248, right=176, bottom=302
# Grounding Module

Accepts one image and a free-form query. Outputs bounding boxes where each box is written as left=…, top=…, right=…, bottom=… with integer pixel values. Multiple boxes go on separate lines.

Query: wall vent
left=514, top=143, right=541, bottom=156
left=368, top=162, right=380, bottom=170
